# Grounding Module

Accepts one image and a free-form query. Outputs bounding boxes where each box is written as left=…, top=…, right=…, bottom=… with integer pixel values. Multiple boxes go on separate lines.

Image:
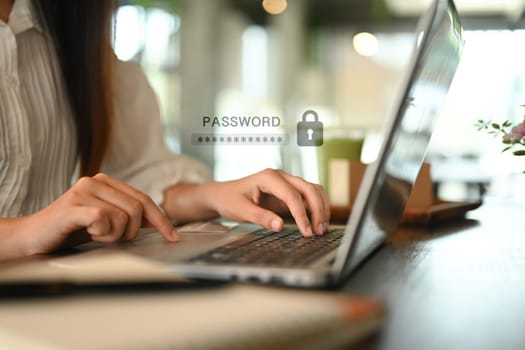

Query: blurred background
left=113, top=0, right=525, bottom=202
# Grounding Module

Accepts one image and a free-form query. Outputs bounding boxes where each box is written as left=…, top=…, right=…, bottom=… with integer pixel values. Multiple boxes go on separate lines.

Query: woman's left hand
left=163, top=169, right=330, bottom=237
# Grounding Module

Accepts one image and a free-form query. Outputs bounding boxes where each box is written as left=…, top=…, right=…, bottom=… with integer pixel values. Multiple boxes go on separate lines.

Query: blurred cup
left=316, top=128, right=365, bottom=197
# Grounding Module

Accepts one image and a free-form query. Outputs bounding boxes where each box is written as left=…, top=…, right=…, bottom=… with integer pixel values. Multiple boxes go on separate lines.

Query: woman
left=0, top=0, right=329, bottom=260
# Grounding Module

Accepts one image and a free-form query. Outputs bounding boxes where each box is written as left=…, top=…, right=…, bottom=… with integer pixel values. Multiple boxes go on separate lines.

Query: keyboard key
left=188, top=228, right=344, bottom=267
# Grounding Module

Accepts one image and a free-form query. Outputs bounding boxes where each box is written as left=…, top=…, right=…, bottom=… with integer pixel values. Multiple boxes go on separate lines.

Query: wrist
left=0, top=216, right=34, bottom=260
left=162, top=182, right=219, bottom=222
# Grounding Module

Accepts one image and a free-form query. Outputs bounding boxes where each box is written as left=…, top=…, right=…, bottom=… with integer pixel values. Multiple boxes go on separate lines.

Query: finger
left=277, top=170, right=330, bottom=223
left=86, top=214, right=110, bottom=236
left=81, top=180, right=143, bottom=240
left=239, top=198, right=284, bottom=233
left=278, top=171, right=330, bottom=235
left=91, top=210, right=128, bottom=244
left=256, top=169, right=313, bottom=238
left=313, top=184, right=330, bottom=233
left=93, top=174, right=177, bottom=242
left=141, top=217, right=154, bottom=227
left=86, top=199, right=129, bottom=242
left=70, top=201, right=127, bottom=242
left=61, top=205, right=110, bottom=236
left=91, top=174, right=178, bottom=242
left=292, top=173, right=330, bottom=228
left=318, top=184, right=331, bottom=231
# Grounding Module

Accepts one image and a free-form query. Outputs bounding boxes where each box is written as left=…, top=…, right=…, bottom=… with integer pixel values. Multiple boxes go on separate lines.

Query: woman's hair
left=32, top=0, right=117, bottom=176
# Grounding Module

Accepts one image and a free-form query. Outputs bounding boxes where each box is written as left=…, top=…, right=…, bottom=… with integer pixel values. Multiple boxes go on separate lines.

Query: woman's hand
left=162, top=169, right=330, bottom=237
left=19, top=173, right=178, bottom=256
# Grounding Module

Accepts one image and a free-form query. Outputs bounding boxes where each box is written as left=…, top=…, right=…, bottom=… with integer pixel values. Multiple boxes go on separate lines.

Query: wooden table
left=344, top=196, right=525, bottom=350
left=1, top=196, right=523, bottom=349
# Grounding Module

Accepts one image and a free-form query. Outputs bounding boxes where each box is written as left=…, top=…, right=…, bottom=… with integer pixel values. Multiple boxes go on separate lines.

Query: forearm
left=161, top=182, right=220, bottom=223
left=0, top=217, right=31, bottom=261
left=0, top=215, right=90, bottom=261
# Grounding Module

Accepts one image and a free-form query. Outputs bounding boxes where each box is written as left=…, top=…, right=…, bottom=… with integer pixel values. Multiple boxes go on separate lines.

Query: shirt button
left=6, top=75, right=19, bottom=89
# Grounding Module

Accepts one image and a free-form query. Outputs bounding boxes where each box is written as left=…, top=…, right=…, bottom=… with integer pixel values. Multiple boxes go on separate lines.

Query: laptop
left=72, top=0, right=464, bottom=289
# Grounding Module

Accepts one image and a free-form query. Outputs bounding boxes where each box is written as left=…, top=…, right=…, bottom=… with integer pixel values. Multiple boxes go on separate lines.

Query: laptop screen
left=332, top=0, right=464, bottom=281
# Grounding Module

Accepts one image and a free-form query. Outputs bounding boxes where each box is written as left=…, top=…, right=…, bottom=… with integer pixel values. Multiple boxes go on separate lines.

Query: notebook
left=0, top=283, right=384, bottom=349
left=71, top=0, right=464, bottom=289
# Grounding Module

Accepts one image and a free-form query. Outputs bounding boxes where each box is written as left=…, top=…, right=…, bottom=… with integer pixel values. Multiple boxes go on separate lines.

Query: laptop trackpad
left=127, top=221, right=246, bottom=262
left=177, top=221, right=234, bottom=234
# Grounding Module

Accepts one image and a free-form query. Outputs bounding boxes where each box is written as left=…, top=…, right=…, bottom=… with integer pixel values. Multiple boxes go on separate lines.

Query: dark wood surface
left=343, top=196, right=525, bottom=350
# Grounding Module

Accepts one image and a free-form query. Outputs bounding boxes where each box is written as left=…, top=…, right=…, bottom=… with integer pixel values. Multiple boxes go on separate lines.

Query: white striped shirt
left=0, top=0, right=210, bottom=218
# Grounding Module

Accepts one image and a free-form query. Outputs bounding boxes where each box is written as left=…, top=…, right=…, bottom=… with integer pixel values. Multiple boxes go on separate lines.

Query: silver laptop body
left=92, top=0, right=464, bottom=288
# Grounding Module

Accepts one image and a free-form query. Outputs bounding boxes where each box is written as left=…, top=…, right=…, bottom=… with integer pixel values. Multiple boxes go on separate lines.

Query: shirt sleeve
left=101, top=59, right=212, bottom=205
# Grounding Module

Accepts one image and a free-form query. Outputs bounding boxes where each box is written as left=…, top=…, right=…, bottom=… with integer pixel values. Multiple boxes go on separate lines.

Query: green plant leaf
left=512, top=150, right=525, bottom=156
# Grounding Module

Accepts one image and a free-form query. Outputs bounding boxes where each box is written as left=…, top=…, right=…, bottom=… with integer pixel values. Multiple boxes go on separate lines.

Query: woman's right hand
left=20, top=173, right=178, bottom=256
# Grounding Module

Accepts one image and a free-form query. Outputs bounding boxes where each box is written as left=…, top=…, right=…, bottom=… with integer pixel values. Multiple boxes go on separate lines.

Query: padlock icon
left=297, top=110, right=323, bottom=146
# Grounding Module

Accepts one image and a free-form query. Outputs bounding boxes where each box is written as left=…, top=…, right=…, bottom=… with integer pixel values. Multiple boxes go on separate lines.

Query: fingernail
left=323, top=222, right=328, bottom=232
left=271, top=219, right=281, bottom=232
left=306, top=225, right=313, bottom=237
left=318, top=223, right=324, bottom=235
left=171, top=229, right=180, bottom=242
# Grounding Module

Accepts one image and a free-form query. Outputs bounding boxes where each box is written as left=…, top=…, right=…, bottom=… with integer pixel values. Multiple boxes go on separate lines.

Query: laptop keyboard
left=187, top=227, right=344, bottom=267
